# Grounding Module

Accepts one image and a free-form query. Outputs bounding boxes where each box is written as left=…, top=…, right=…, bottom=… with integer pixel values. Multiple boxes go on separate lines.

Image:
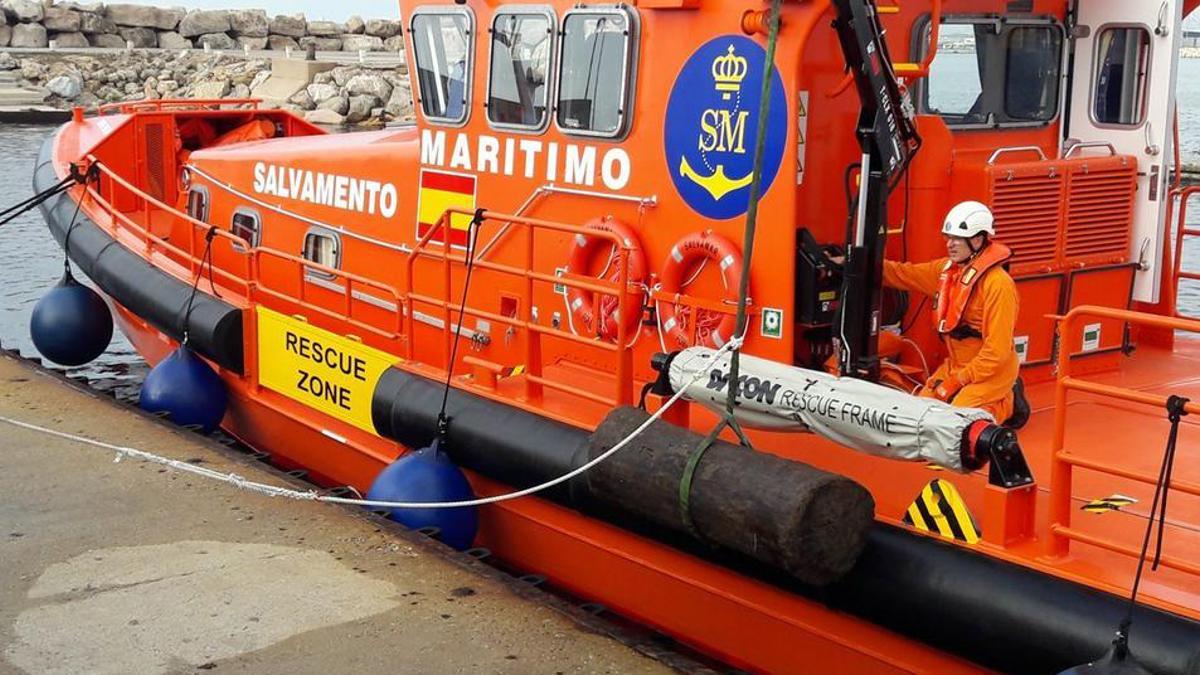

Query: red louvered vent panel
left=1064, top=159, right=1136, bottom=266
left=989, top=169, right=1063, bottom=274
left=143, top=122, right=166, bottom=202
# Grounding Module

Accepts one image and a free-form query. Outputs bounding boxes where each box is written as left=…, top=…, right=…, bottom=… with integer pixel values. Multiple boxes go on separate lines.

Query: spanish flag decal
left=417, top=169, right=476, bottom=247
left=902, top=479, right=981, bottom=544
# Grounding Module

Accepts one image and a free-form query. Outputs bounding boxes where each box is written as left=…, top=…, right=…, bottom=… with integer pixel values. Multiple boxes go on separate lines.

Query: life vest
left=934, top=242, right=1012, bottom=339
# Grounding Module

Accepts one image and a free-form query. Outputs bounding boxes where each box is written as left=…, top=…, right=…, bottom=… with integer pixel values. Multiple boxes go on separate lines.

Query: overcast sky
left=116, top=0, right=401, bottom=21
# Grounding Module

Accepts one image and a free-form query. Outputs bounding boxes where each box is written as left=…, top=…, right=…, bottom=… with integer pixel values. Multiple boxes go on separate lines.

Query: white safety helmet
left=941, top=200, right=995, bottom=238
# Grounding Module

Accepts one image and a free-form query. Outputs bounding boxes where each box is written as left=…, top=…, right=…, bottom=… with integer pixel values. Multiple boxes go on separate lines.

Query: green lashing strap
left=678, top=0, right=783, bottom=542
left=678, top=425, right=722, bottom=541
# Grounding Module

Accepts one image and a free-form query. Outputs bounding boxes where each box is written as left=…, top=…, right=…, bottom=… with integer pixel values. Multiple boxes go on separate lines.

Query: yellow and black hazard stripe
left=1081, top=494, right=1137, bottom=514
left=902, top=479, right=981, bottom=545
left=500, top=364, right=525, bottom=378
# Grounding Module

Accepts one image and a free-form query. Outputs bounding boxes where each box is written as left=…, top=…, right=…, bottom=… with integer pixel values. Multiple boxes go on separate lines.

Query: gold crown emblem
left=712, top=45, right=748, bottom=100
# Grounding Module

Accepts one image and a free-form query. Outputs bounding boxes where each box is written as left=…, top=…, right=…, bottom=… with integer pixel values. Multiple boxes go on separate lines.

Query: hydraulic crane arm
left=830, top=0, right=922, bottom=379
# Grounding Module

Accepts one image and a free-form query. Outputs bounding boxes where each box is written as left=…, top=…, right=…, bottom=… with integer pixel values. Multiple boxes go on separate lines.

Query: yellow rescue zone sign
left=256, top=307, right=398, bottom=433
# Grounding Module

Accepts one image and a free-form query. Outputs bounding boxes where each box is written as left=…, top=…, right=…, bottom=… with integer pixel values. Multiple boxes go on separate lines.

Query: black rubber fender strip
left=34, top=133, right=244, bottom=374
left=371, top=365, right=586, bottom=504
left=830, top=525, right=1200, bottom=675
left=370, top=363, right=1200, bottom=674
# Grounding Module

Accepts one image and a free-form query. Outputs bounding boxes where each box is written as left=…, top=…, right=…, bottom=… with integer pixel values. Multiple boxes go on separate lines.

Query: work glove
left=931, top=374, right=963, bottom=402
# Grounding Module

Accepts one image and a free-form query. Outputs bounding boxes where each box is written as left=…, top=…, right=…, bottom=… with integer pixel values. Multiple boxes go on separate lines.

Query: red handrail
left=1046, top=305, right=1200, bottom=576
left=98, top=98, right=262, bottom=115
left=1168, top=186, right=1200, bottom=320
left=87, top=156, right=252, bottom=285
left=82, top=138, right=639, bottom=408
left=82, top=155, right=406, bottom=345
left=407, top=207, right=637, bottom=407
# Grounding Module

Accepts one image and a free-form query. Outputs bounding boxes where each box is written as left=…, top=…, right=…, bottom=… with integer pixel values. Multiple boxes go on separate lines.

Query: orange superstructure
left=32, top=0, right=1200, bottom=672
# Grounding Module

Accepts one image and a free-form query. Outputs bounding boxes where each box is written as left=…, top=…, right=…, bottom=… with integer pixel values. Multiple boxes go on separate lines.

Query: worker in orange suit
left=883, top=200, right=1021, bottom=422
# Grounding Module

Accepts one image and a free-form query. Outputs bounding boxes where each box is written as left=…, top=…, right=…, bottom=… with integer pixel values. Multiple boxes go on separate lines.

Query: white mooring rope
left=0, top=339, right=739, bottom=510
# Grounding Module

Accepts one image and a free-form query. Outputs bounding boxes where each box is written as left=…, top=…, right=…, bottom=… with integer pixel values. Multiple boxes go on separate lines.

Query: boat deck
left=881, top=335, right=1200, bottom=616
left=1017, top=336, right=1200, bottom=613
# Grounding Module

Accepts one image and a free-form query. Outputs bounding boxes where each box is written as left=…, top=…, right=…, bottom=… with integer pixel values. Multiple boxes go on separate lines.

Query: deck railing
left=1169, top=185, right=1200, bottom=320
left=84, top=156, right=407, bottom=348
left=97, top=99, right=262, bottom=115
left=1047, top=305, right=1200, bottom=576
left=408, top=207, right=637, bottom=408
left=87, top=156, right=253, bottom=292
left=80, top=154, right=641, bottom=408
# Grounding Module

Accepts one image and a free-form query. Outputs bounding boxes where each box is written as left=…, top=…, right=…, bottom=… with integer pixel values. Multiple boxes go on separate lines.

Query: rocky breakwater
left=288, top=63, right=412, bottom=126
left=1, top=50, right=414, bottom=127
left=0, top=1, right=405, bottom=52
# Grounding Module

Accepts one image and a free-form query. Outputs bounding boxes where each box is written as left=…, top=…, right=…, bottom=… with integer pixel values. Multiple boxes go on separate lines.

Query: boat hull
left=36, top=126, right=1200, bottom=674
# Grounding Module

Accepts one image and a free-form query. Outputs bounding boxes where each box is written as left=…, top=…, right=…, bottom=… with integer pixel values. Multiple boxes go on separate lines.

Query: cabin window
left=186, top=186, right=209, bottom=222
left=926, top=24, right=982, bottom=118
left=230, top=208, right=260, bottom=250
left=410, top=8, right=474, bottom=125
left=918, top=17, right=1063, bottom=128
left=1092, top=27, right=1150, bottom=127
left=1005, top=27, right=1063, bottom=122
left=555, top=7, right=638, bottom=139
left=303, top=227, right=341, bottom=279
left=487, top=9, right=554, bottom=130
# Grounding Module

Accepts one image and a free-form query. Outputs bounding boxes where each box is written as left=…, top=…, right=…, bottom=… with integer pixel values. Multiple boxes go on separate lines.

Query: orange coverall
left=883, top=258, right=1020, bottom=421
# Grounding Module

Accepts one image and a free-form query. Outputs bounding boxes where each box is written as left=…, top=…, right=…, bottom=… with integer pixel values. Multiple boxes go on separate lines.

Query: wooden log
left=586, top=407, right=875, bottom=586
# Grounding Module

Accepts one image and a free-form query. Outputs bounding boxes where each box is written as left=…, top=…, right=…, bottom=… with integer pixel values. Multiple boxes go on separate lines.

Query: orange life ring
left=658, top=230, right=743, bottom=349
left=564, top=217, right=648, bottom=342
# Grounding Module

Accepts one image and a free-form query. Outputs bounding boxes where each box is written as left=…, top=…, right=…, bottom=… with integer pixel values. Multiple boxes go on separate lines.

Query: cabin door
left=1065, top=0, right=1182, bottom=303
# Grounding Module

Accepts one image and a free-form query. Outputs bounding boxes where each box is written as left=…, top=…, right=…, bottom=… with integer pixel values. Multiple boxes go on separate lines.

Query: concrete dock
left=0, top=352, right=675, bottom=675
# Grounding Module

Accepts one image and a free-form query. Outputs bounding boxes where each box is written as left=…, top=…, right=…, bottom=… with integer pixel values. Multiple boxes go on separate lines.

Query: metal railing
left=407, top=207, right=637, bottom=408
left=86, top=150, right=641, bottom=408
left=98, top=98, right=262, bottom=115
left=1169, top=185, right=1200, bottom=320
left=88, top=155, right=252, bottom=291
left=84, top=155, right=406, bottom=347
left=1047, top=305, right=1200, bottom=576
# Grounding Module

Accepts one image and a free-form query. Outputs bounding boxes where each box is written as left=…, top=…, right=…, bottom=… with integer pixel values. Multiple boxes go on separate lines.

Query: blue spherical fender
left=367, top=439, right=479, bottom=551
left=139, top=345, right=228, bottom=433
left=30, top=273, right=113, bottom=367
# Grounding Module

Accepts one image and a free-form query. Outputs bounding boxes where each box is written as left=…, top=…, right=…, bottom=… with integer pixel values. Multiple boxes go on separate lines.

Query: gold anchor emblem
left=679, top=45, right=753, bottom=201
left=679, top=157, right=752, bottom=201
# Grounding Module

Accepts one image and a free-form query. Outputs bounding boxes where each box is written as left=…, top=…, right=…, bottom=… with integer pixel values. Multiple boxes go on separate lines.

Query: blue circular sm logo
left=664, top=36, right=788, bottom=221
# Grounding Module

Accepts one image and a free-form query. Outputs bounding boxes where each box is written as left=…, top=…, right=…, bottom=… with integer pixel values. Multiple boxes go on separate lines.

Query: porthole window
left=487, top=8, right=554, bottom=131
left=1093, top=26, right=1150, bottom=127
left=186, top=186, right=209, bottom=222
left=555, top=7, right=638, bottom=139
left=231, top=208, right=260, bottom=250
left=410, top=7, right=474, bottom=125
left=303, top=227, right=341, bottom=279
